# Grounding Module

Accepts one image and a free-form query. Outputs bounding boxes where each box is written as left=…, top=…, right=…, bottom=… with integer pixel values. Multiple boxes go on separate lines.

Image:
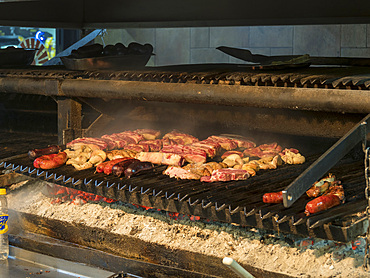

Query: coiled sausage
left=33, top=152, right=67, bottom=170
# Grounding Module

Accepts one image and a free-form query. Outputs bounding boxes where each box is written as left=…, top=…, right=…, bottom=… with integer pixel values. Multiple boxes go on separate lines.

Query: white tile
left=210, top=27, right=249, bottom=48
left=250, top=26, right=293, bottom=48
left=122, top=28, right=156, bottom=47
left=294, top=25, right=341, bottom=56
left=341, top=24, right=366, bottom=47
left=341, top=47, right=370, bottom=57
left=191, top=27, right=209, bottom=48
left=270, top=48, right=293, bottom=56
left=155, top=28, right=191, bottom=65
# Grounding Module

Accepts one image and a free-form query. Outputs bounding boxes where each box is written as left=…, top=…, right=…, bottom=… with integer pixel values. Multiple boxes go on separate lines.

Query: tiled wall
left=98, top=24, right=370, bottom=66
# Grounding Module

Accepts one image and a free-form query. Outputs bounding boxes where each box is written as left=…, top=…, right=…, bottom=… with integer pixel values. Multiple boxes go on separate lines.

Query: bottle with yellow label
left=0, top=188, right=8, bottom=260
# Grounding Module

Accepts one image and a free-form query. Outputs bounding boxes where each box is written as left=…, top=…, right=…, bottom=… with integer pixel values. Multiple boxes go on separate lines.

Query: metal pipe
left=59, top=79, right=370, bottom=114
left=1, top=77, right=370, bottom=113
left=0, top=78, right=58, bottom=95
left=222, top=257, right=254, bottom=278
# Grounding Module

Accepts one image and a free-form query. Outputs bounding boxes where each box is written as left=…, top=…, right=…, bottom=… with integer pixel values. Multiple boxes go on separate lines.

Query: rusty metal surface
left=57, top=97, right=82, bottom=145
left=1, top=65, right=370, bottom=89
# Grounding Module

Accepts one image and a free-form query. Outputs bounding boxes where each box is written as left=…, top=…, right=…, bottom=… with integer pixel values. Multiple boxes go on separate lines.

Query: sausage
left=33, top=152, right=67, bottom=170
left=112, top=159, right=140, bottom=177
left=305, top=194, right=341, bottom=216
left=124, top=160, right=153, bottom=178
left=103, top=158, right=135, bottom=175
left=95, top=158, right=130, bottom=173
left=28, top=145, right=61, bottom=160
left=262, top=191, right=283, bottom=203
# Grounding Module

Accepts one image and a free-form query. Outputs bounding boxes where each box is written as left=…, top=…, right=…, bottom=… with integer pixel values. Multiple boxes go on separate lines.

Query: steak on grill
left=200, top=168, right=250, bottom=182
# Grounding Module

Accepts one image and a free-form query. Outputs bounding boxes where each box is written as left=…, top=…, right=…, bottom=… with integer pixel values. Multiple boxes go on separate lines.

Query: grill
left=1, top=2, right=370, bottom=277
left=1, top=135, right=367, bottom=243
left=0, top=65, right=369, bottom=251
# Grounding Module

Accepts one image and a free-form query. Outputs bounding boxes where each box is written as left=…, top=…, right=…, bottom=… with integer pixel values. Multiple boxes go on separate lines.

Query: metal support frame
left=57, top=97, right=82, bottom=145
left=56, top=97, right=117, bottom=143
left=364, top=147, right=370, bottom=269
left=283, top=113, right=370, bottom=207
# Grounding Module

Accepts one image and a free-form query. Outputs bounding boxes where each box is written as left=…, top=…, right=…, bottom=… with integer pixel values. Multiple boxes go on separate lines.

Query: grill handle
left=283, top=113, right=370, bottom=207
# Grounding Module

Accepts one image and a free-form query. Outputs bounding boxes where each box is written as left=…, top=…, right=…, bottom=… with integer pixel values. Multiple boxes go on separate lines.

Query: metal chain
left=363, top=146, right=370, bottom=270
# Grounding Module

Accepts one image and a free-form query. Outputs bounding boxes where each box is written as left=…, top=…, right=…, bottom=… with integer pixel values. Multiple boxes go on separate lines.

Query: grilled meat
left=134, top=129, right=161, bottom=140
left=162, top=130, right=199, bottom=145
left=203, top=135, right=238, bottom=151
left=222, top=154, right=244, bottom=167
left=139, top=139, right=163, bottom=152
left=280, top=148, right=305, bottom=164
left=190, top=141, right=220, bottom=158
left=201, top=168, right=250, bottom=182
left=111, top=158, right=140, bottom=177
left=33, top=152, right=67, bottom=170
left=160, top=144, right=207, bottom=164
left=95, top=157, right=132, bottom=174
left=163, top=166, right=201, bottom=180
left=28, top=145, right=61, bottom=160
left=263, top=191, right=283, bottom=204
left=306, top=174, right=339, bottom=198
left=221, top=150, right=244, bottom=160
left=243, top=142, right=283, bottom=159
left=66, top=137, right=108, bottom=150
left=106, top=149, right=137, bottom=160
left=305, top=194, right=342, bottom=215
left=124, top=160, right=153, bottom=178
left=136, top=152, right=185, bottom=166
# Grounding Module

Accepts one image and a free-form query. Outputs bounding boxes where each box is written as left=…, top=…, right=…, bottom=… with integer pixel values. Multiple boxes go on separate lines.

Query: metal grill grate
left=1, top=66, right=370, bottom=89
left=1, top=152, right=367, bottom=242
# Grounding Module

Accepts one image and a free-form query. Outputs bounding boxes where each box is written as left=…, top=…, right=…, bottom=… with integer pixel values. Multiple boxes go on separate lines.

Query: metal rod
left=61, top=79, right=370, bottom=114
left=222, top=257, right=254, bottom=278
left=1, top=77, right=370, bottom=113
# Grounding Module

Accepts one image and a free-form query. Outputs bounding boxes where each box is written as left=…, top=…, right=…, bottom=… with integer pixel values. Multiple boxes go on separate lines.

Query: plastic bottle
left=0, top=188, right=9, bottom=260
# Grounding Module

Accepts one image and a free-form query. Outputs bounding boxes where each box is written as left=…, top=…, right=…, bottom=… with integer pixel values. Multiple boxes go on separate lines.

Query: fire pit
left=4, top=176, right=369, bottom=278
